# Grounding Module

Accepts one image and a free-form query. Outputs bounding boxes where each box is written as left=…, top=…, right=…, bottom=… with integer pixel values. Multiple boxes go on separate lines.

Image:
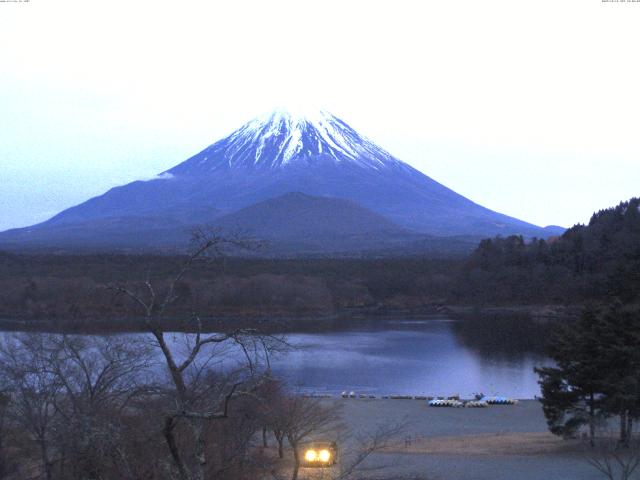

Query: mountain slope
left=0, top=109, right=563, bottom=252
left=211, top=192, right=423, bottom=253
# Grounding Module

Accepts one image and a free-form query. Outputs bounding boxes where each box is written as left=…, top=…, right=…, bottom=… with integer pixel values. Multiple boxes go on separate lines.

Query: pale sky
left=1, top=0, right=639, bottom=231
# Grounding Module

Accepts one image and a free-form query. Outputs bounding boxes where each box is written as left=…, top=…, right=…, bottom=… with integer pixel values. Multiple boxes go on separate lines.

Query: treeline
left=454, top=198, right=640, bottom=305
left=1, top=198, right=638, bottom=327
left=0, top=255, right=457, bottom=327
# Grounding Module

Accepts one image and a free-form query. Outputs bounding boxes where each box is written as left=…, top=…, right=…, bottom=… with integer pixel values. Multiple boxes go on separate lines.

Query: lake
left=0, top=316, right=552, bottom=399
left=268, top=317, right=551, bottom=399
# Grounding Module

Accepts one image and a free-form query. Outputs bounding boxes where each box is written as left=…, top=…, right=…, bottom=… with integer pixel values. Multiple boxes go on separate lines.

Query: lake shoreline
left=0, top=303, right=577, bottom=334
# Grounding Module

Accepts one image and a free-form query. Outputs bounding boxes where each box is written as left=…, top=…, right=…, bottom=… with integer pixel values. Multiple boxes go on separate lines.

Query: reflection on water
left=451, top=315, right=551, bottom=358
left=269, top=318, right=552, bottom=399
left=0, top=317, right=553, bottom=399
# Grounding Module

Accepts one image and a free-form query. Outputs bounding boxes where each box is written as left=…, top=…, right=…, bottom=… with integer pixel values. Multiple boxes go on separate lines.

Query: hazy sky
left=1, top=0, right=639, bottom=231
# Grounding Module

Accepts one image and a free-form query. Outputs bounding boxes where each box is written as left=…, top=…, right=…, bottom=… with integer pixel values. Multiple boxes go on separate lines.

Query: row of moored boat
left=333, top=391, right=518, bottom=406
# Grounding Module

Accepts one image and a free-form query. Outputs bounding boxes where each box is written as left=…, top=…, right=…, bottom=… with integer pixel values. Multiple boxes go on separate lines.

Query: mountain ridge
left=0, top=109, right=564, bottom=253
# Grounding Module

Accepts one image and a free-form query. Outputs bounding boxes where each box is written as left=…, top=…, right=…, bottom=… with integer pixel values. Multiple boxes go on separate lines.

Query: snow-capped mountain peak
left=169, top=109, right=402, bottom=175
left=0, top=108, right=564, bottom=250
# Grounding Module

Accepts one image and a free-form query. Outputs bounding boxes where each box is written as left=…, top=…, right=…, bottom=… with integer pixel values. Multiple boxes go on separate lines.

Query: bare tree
left=333, top=422, right=409, bottom=480
left=44, top=335, right=152, bottom=479
left=281, top=396, right=342, bottom=480
left=0, top=333, right=154, bottom=480
left=586, top=423, right=640, bottom=480
left=104, top=231, right=284, bottom=480
left=256, top=379, right=288, bottom=459
left=587, top=442, right=640, bottom=480
left=0, top=334, right=62, bottom=480
left=0, top=389, right=12, bottom=479
left=266, top=396, right=413, bottom=480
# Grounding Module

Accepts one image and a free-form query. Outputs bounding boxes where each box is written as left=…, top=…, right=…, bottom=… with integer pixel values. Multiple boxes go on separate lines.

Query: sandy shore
left=385, top=432, right=580, bottom=456
left=305, top=399, right=601, bottom=480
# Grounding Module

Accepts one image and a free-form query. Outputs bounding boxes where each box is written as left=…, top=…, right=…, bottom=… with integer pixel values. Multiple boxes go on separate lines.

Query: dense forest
left=455, top=197, right=640, bottom=305
left=0, top=254, right=457, bottom=330
left=0, top=198, right=638, bottom=330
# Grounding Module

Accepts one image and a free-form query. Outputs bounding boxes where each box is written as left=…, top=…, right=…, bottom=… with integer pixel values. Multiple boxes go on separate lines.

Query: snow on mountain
left=168, top=109, right=406, bottom=174
left=0, top=108, right=565, bottom=252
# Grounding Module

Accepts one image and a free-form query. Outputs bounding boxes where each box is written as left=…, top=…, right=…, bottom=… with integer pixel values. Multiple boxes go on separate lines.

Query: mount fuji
left=0, top=109, right=563, bottom=254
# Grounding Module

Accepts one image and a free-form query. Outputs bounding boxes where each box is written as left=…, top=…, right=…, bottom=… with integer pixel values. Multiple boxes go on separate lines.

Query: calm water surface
left=1, top=317, right=551, bottom=399
left=268, top=318, right=550, bottom=399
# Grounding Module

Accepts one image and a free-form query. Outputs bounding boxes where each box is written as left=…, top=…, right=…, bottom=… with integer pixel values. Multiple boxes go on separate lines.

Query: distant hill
left=211, top=192, right=419, bottom=254
left=215, top=192, right=404, bottom=237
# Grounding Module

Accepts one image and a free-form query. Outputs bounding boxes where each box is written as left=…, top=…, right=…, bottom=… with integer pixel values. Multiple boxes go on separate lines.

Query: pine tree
left=536, top=305, right=640, bottom=446
left=595, top=306, right=640, bottom=446
left=535, top=308, right=605, bottom=445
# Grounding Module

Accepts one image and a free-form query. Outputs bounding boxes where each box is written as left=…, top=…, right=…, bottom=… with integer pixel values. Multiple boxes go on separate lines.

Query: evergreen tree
left=463, top=197, right=640, bottom=305
left=535, top=308, right=605, bottom=445
left=537, top=305, right=640, bottom=446
left=596, top=306, right=640, bottom=446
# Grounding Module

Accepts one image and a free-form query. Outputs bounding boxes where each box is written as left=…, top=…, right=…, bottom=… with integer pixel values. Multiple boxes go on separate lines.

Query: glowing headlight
left=301, top=441, right=337, bottom=468
left=318, top=449, right=331, bottom=462
left=304, top=449, right=318, bottom=462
